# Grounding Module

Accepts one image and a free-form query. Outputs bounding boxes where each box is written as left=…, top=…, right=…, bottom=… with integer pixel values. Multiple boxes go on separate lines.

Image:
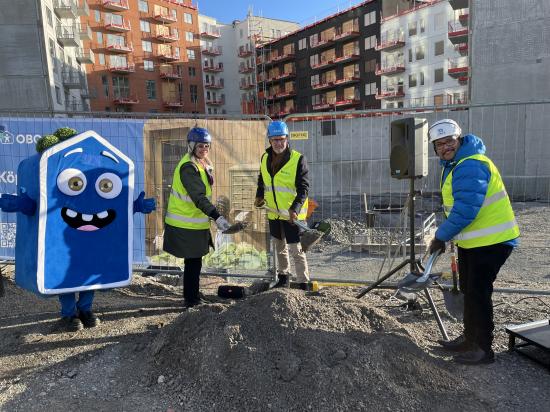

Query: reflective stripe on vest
left=441, top=154, right=519, bottom=248
left=165, top=153, right=212, bottom=230
left=260, top=150, right=308, bottom=220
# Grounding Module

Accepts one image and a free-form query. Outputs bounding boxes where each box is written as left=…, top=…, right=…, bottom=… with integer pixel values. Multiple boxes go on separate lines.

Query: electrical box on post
left=389, top=117, right=428, bottom=179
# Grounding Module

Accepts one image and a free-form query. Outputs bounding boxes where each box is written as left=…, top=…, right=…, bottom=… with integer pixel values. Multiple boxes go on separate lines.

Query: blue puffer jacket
left=435, top=134, right=518, bottom=247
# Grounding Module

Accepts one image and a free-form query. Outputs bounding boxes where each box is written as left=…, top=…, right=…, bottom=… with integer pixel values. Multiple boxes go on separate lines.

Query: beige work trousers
left=272, top=236, right=310, bottom=283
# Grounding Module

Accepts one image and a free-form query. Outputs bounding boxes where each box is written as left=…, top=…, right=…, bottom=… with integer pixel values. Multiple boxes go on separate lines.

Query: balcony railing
left=271, top=52, right=295, bottom=64
left=202, top=47, right=222, bottom=56
left=375, top=35, right=405, bottom=51
left=205, top=99, right=225, bottom=106
left=156, top=51, right=179, bottom=61
left=200, top=29, right=221, bottom=39
left=78, top=23, right=92, bottom=41
left=448, top=58, right=469, bottom=78
left=152, top=12, right=177, bottom=24
left=77, top=0, right=89, bottom=16
left=160, top=71, right=182, bottom=80
left=56, top=25, right=79, bottom=47
left=375, top=86, right=405, bottom=100
left=375, top=63, right=406, bottom=76
left=238, top=47, right=253, bottom=57
left=163, top=100, right=183, bottom=108
left=334, top=76, right=360, bottom=86
left=274, top=89, right=295, bottom=99
left=102, top=0, right=129, bottom=11
left=54, top=0, right=78, bottom=19
left=448, top=21, right=468, bottom=44
left=106, top=42, right=134, bottom=53
left=113, top=95, right=139, bottom=105
left=333, top=27, right=360, bottom=42
left=334, top=98, right=361, bottom=107
left=203, top=63, right=223, bottom=73
left=310, top=37, right=334, bottom=50
left=312, top=81, right=335, bottom=91
left=205, top=81, right=224, bottom=89
left=312, top=101, right=334, bottom=111
left=108, top=63, right=136, bottom=73
left=76, top=48, right=94, bottom=64
left=333, top=53, right=360, bottom=64
left=455, top=43, right=468, bottom=56
left=62, top=70, right=85, bottom=89
left=155, top=31, right=179, bottom=42
left=238, top=65, right=255, bottom=74
left=104, top=17, right=131, bottom=32
left=239, top=81, right=255, bottom=90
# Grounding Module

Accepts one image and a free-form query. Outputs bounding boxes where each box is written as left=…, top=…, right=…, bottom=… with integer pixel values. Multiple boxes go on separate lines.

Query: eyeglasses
left=270, top=138, right=287, bottom=144
left=434, top=139, right=457, bottom=151
left=196, top=143, right=210, bottom=149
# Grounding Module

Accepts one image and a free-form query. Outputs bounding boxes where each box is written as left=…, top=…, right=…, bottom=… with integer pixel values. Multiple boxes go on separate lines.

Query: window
left=144, top=59, right=154, bottom=71
left=101, top=75, right=109, bottom=97
left=364, top=58, right=376, bottom=72
left=409, top=74, right=417, bottom=88
left=46, top=7, right=53, bottom=27
left=94, top=10, right=101, bottom=22
left=97, top=32, right=103, bottom=44
left=309, top=33, right=318, bottom=47
left=408, top=48, right=413, bottom=62
left=49, top=38, right=56, bottom=58
left=419, top=71, right=425, bottom=86
left=434, top=68, right=444, bottom=83
left=184, top=13, right=192, bottom=24
left=171, top=9, right=177, bottom=20
left=321, top=120, right=336, bottom=136
left=310, top=74, right=319, bottom=86
left=434, top=94, right=444, bottom=106
left=140, top=20, right=150, bottom=32
left=298, top=38, right=307, bottom=50
left=408, top=21, right=417, bottom=37
left=364, top=35, right=376, bottom=49
left=434, top=40, right=444, bottom=56
left=190, top=85, right=198, bottom=102
left=187, top=49, right=195, bottom=60
left=98, top=53, right=105, bottom=65
left=310, top=54, right=319, bottom=67
left=364, top=10, right=376, bottom=26
left=434, top=12, right=444, bottom=31
left=55, top=86, right=62, bottom=104
left=188, top=66, right=196, bottom=76
left=365, top=82, right=377, bottom=95
left=184, top=31, right=194, bottom=42
left=415, top=45, right=425, bottom=60
left=142, top=40, right=152, bottom=52
left=138, top=0, right=148, bottom=12
left=146, top=80, right=156, bottom=100
left=174, top=47, right=180, bottom=59
left=420, top=19, right=426, bottom=34
left=112, top=76, right=129, bottom=98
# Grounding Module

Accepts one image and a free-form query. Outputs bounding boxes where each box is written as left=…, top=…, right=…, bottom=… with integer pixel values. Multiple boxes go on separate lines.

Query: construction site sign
left=290, top=131, right=309, bottom=140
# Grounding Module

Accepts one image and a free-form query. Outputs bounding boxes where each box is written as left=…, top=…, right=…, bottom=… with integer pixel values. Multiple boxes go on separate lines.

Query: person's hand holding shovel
left=288, top=208, right=298, bottom=225
left=254, top=197, right=265, bottom=208
left=428, top=237, right=446, bottom=255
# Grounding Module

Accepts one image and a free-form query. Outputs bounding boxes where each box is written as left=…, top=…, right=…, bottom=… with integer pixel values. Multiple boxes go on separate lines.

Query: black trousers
left=183, top=257, right=202, bottom=302
left=458, top=243, right=513, bottom=352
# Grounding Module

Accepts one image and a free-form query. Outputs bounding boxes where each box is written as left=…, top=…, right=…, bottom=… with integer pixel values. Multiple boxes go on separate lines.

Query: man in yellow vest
left=255, top=120, right=311, bottom=291
left=428, top=119, right=519, bottom=365
left=163, top=127, right=231, bottom=308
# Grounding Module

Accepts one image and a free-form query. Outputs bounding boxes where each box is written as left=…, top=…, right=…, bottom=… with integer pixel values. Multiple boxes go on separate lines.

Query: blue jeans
left=58, top=291, right=95, bottom=318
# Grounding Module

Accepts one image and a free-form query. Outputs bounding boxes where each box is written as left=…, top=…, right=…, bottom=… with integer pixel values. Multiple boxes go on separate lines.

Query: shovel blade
left=223, top=222, right=249, bottom=234
left=299, top=229, right=324, bottom=252
left=442, top=289, right=464, bottom=320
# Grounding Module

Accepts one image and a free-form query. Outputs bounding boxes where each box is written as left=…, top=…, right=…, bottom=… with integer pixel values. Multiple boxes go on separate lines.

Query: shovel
left=440, top=242, right=464, bottom=320
left=222, top=210, right=251, bottom=234
left=397, top=250, right=442, bottom=293
left=258, top=205, right=329, bottom=252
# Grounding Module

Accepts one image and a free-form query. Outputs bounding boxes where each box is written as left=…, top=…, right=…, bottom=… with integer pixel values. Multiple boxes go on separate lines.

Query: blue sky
left=196, top=0, right=365, bottom=25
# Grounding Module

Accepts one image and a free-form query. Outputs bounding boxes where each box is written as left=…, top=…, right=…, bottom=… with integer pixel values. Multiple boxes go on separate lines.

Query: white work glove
left=215, top=216, right=231, bottom=232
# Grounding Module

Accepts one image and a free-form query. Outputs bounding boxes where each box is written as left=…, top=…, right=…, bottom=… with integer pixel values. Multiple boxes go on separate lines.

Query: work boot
left=59, top=316, right=84, bottom=332
left=78, top=311, right=100, bottom=328
left=296, top=282, right=312, bottom=291
left=437, top=334, right=471, bottom=352
left=273, top=274, right=290, bottom=288
left=454, top=346, right=495, bottom=365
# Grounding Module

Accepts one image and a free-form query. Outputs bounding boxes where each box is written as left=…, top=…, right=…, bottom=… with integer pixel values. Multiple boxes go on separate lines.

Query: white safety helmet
left=428, top=119, right=462, bottom=143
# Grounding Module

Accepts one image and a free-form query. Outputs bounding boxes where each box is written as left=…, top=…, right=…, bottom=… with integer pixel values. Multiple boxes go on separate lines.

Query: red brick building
left=80, top=0, right=204, bottom=113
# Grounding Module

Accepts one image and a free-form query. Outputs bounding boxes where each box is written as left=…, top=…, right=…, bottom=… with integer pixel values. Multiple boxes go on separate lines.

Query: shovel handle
left=256, top=205, right=310, bottom=231
left=450, top=242, right=459, bottom=291
left=415, top=250, right=441, bottom=283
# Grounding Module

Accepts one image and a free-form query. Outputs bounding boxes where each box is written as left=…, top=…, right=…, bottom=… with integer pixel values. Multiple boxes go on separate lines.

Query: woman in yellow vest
left=163, top=127, right=231, bottom=308
left=254, top=120, right=311, bottom=291
left=427, top=119, right=519, bottom=365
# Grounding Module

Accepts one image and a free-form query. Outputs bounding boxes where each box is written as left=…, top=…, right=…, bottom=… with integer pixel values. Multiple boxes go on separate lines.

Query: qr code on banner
left=0, top=223, right=16, bottom=248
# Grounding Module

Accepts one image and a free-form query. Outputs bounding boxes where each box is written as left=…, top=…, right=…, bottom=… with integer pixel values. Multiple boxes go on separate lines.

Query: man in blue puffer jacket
left=427, top=119, right=520, bottom=365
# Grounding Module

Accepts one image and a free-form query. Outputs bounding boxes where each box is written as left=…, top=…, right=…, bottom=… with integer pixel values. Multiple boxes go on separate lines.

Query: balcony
left=333, top=29, right=360, bottom=42
left=160, top=71, right=182, bottom=80
left=201, top=30, right=221, bottom=39
left=78, top=23, right=92, bottom=41
left=455, top=43, right=468, bottom=56
left=448, top=21, right=468, bottom=44
left=333, top=53, right=360, bottom=65
left=62, top=70, right=84, bottom=89
left=106, top=42, right=133, bottom=53
left=458, top=12, right=469, bottom=26
left=271, top=52, right=295, bottom=64
left=239, top=82, right=255, bottom=90
left=312, top=102, right=333, bottom=111
left=274, top=90, right=295, bottom=99
left=310, top=38, right=334, bottom=50
left=312, top=81, right=335, bottom=91
left=269, top=108, right=295, bottom=117
left=155, top=32, right=179, bottom=42
left=205, top=99, right=224, bottom=106
left=66, top=102, right=89, bottom=112
left=238, top=65, right=255, bottom=74
left=375, top=63, right=405, bottom=76
left=449, top=0, right=469, bottom=10
left=458, top=76, right=468, bottom=85
left=375, top=86, right=405, bottom=100
left=102, top=0, right=129, bottom=11
left=77, top=0, right=89, bottom=16
left=205, top=81, right=224, bottom=89
left=113, top=95, right=139, bottom=105
left=56, top=25, right=79, bottom=47
left=334, top=99, right=361, bottom=108
left=157, top=51, right=179, bottom=62
left=334, top=76, right=360, bottom=86
left=448, top=93, right=468, bottom=105
left=76, top=48, right=94, bottom=64
left=312, top=59, right=336, bottom=70
left=108, top=63, right=135, bottom=73
left=448, top=58, right=469, bottom=78
left=202, top=47, right=222, bottom=56
left=203, top=63, right=223, bottom=73
left=375, top=37, right=405, bottom=51
left=238, top=47, right=253, bottom=58
left=104, top=18, right=131, bottom=32
left=54, top=0, right=78, bottom=19
left=163, top=101, right=183, bottom=108
left=271, top=71, right=295, bottom=82
left=152, top=12, right=177, bottom=24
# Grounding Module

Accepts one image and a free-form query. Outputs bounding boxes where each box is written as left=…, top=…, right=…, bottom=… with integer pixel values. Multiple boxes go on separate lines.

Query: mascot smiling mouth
left=61, top=207, right=116, bottom=231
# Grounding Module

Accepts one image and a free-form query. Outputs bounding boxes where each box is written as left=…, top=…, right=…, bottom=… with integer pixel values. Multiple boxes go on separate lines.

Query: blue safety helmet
left=267, top=121, right=289, bottom=139
left=187, top=127, right=212, bottom=143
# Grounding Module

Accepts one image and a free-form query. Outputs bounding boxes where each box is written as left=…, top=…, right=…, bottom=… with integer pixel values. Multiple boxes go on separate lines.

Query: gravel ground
left=0, top=202, right=549, bottom=411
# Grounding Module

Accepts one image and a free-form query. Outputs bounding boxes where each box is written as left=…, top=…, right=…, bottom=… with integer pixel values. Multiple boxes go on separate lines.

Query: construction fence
left=0, top=101, right=549, bottom=287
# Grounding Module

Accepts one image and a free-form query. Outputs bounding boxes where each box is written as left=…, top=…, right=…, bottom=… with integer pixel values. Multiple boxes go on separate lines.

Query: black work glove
left=428, top=237, right=446, bottom=256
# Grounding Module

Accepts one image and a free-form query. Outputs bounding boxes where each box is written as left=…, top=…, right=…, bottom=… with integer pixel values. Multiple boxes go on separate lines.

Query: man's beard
left=272, top=145, right=286, bottom=154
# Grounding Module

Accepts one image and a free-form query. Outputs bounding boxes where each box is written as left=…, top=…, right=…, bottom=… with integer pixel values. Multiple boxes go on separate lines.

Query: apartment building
left=254, top=1, right=382, bottom=117
left=377, top=0, right=468, bottom=109
left=0, top=0, right=90, bottom=112
left=198, top=14, right=299, bottom=115
left=80, top=0, right=204, bottom=113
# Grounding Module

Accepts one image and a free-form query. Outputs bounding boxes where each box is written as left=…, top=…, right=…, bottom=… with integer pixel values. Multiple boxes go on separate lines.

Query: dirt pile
left=146, top=288, right=483, bottom=411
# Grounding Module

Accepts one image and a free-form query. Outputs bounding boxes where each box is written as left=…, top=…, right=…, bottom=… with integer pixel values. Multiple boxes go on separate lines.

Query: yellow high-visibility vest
left=260, top=150, right=308, bottom=220
left=165, top=153, right=211, bottom=230
left=441, top=154, right=519, bottom=248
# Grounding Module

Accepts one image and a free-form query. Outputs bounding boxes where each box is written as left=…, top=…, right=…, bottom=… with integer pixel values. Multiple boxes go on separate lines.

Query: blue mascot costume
left=0, top=128, right=155, bottom=331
